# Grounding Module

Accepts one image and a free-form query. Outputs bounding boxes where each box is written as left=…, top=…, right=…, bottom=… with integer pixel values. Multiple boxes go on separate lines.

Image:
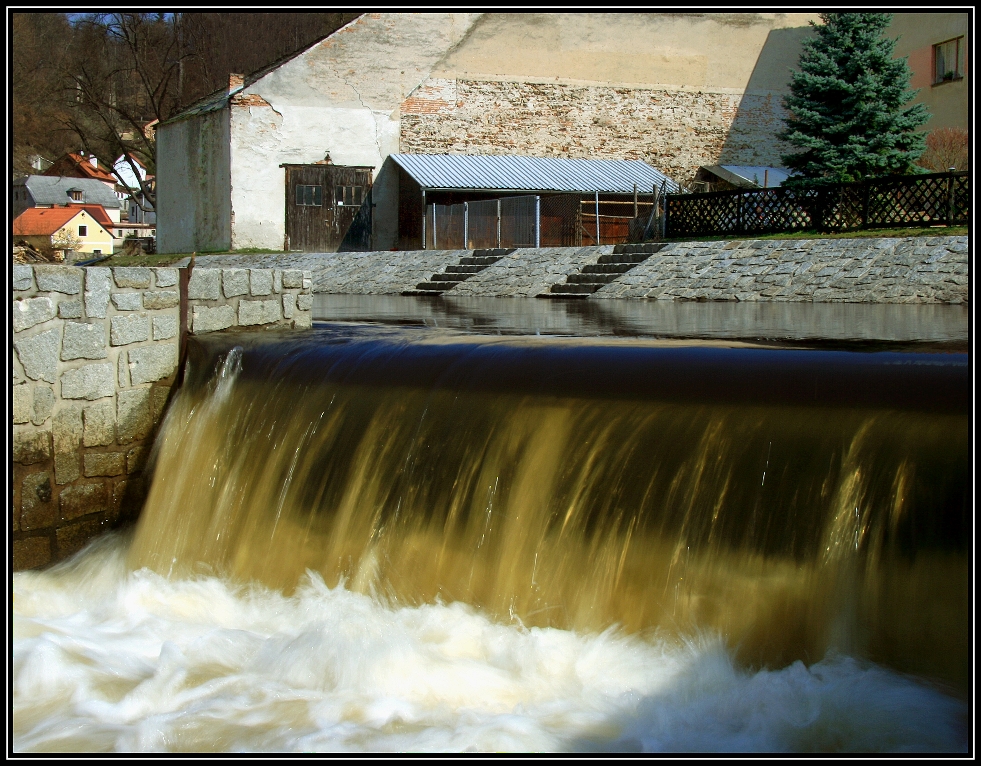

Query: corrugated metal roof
left=391, top=154, right=679, bottom=194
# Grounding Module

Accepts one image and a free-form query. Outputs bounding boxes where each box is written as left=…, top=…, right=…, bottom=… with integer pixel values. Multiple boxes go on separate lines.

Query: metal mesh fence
left=425, top=193, right=646, bottom=249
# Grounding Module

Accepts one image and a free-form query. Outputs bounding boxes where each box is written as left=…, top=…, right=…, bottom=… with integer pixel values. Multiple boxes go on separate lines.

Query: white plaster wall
left=227, top=13, right=479, bottom=251
left=156, top=109, right=231, bottom=254
left=229, top=105, right=399, bottom=250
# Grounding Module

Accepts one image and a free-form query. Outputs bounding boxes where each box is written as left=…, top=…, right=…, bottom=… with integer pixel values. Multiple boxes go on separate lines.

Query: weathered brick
left=32, top=386, right=55, bottom=425
left=20, top=471, right=55, bottom=530
left=188, top=269, right=221, bottom=299
left=153, top=267, right=179, bottom=287
left=13, top=384, right=32, bottom=424
left=61, top=321, right=108, bottom=360
left=282, top=269, right=304, bottom=288
left=223, top=268, right=250, bottom=297
left=112, top=267, right=151, bottom=288
left=297, top=293, right=314, bottom=311
left=61, top=363, right=114, bottom=400
left=13, top=537, right=51, bottom=570
left=52, top=406, right=82, bottom=484
left=13, top=264, right=33, bottom=291
left=126, top=445, right=149, bottom=474
left=34, top=265, right=82, bottom=294
left=142, top=291, right=179, bottom=309
left=110, top=314, right=151, bottom=346
left=117, top=387, right=152, bottom=443
left=58, top=300, right=83, bottom=319
left=83, top=401, right=116, bottom=447
left=152, top=314, right=178, bottom=340
left=59, top=481, right=108, bottom=522
left=12, top=297, right=57, bottom=333
left=239, top=299, right=281, bottom=326
left=111, top=292, right=143, bottom=311
left=83, top=452, right=126, bottom=477
left=84, top=267, right=112, bottom=318
left=249, top=269, right=273, bottom=296
left=13, top=424, right=52, bottom=465
left=192, top=304, right=236, bottom=333
left=282, top=293, right=296, bottom=319
left=128, top=344, right=177, bottom=385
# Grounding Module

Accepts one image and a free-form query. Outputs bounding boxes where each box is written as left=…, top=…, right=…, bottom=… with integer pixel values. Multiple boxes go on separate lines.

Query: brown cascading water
left=128, top=327, right=970, bottom=694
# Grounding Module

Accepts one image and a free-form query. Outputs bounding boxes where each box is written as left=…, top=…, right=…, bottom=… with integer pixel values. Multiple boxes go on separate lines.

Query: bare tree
left=61, top=13, right=194, bottom=211
left=917, top=127, right=969, bottom=172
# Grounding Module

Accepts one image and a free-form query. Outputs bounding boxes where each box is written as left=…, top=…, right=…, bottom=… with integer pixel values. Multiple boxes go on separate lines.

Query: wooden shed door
left=285, top=164, right=373, bottom=252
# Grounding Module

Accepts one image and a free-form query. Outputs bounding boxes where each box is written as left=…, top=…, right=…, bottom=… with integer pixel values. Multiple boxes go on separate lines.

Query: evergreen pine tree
left=779, top=13, right=929, bottom=186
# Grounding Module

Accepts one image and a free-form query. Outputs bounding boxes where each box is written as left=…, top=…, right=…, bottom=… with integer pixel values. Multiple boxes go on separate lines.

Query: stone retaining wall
left=12, top=265, right=314, bottom=570
left=171, top=235, right=968, bottom=304
left=593, top=236, right=969, bottom=303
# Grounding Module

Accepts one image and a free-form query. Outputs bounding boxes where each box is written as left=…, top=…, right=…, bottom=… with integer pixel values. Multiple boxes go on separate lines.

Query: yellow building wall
left=48, top=210, right=116, bottom=254
left=889, top=13, right=968, bottom=132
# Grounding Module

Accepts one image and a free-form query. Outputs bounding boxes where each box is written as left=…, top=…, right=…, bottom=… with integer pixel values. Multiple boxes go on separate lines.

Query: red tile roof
left=65, top=203, right=114, bottom=229
left=13, top=207, right=107, bottom=237
left=43, top=153, right=118, bottom=184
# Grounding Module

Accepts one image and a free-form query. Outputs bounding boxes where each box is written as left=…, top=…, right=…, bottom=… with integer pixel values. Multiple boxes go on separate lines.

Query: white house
left=156, top=12, right=826, bottom=254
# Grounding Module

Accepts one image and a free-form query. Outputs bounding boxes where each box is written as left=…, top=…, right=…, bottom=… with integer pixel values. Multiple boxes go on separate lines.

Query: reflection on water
left=12, top=316, right=971, bottom=754
left=314, top=294, right=970, bottom=349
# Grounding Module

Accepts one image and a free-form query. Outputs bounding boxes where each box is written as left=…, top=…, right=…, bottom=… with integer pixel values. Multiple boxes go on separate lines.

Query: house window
left=295, top=184, right=323, bottom=206
left=335, top=185, right=364, bottom=207
left=934, top=37, right=964, bottom=84
left=69, top=189, right=84, bottom=201
left=78, top=225, right=88, bottom=237
left=93, top=250, right=102, bottom=255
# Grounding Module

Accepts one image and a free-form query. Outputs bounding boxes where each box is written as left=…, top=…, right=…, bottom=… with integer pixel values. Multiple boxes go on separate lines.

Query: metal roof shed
left=390, top=154, right=678, bottom=194
left=390, top=154, right=679, bottom=249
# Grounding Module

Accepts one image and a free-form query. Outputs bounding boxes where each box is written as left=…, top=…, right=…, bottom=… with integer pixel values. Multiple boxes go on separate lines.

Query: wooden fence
left=664, top=171, right=969, bottom=239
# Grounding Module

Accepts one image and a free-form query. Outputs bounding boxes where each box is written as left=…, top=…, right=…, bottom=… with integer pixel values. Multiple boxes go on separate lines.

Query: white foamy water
left=13, top=534, right=967, bottom=754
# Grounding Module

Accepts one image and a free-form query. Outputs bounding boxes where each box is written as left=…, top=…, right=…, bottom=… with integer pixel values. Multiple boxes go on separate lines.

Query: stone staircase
left=402, top=249, right=514, bottom=296
left=541, top=243, right=669, bottom=298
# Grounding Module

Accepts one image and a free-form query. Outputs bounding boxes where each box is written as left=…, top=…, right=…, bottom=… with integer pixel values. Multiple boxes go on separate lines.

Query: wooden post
left=535, top=196, right=541, bottom=247
left=464, top=201, right=469, bottom=249
left=633, top=183, right=638, bottom=218
left=594, top=191, right=600, bottom=245
left=497, top=199, right=501, bottom=248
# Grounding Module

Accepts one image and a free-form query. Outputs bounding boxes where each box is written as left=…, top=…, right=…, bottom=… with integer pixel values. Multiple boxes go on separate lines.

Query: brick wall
left=400, top=78, right=792, bottom=185
left=12, top=265, right=314, bottom=570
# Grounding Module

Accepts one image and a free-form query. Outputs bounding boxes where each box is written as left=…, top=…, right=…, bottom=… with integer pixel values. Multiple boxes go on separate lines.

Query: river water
left=12, top=299, right=971, bottom=753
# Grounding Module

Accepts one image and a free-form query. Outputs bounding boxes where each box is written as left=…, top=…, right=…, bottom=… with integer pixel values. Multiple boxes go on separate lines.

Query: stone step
left=473, top=248, right=514, bottom=258
left=582, top=263, right=635, bottom=274
left=459, top=256, right=504, bottom=266
left=613, top=243, right=668, bottom=255
left=549, top=283, right=600, bottom=294
left=597, top=252, right=649, bottom=265
left=566, top=273, right=620, bottom=285
left=430, top=273, right=467, bottom=282
left=444, top=264, right=487, bottom=274
left=413, top=281, right=458, bottom=291
left=401, top=289, right=445, bottom=297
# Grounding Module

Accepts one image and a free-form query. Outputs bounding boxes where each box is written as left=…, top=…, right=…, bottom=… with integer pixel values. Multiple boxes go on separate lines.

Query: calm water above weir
left=13, top=300, right=971, bottom=753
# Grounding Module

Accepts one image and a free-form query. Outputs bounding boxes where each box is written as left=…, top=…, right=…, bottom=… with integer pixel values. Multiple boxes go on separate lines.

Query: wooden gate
left=284, top=164, right=373, bottom=252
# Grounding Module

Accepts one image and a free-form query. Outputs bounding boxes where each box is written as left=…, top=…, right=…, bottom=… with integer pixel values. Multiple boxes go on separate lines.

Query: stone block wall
left=400, top=78, right=791, bottom=185
left=187, top=267, right=314, bottom=333
left=12, top=265, right=180, bottom=570
left=12, top=265, right=314, bottom=570
left=592, top=236, right=969, bottom=303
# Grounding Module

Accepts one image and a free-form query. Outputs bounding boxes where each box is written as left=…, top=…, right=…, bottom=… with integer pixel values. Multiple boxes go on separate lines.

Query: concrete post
left=594, top=191, right=600, bottom=246
left=535, top=196, right=540, bottom=248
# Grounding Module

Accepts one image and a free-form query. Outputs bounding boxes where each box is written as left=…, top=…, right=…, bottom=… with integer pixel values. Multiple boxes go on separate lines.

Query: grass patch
left=661, top=225, right=968, bottom=243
